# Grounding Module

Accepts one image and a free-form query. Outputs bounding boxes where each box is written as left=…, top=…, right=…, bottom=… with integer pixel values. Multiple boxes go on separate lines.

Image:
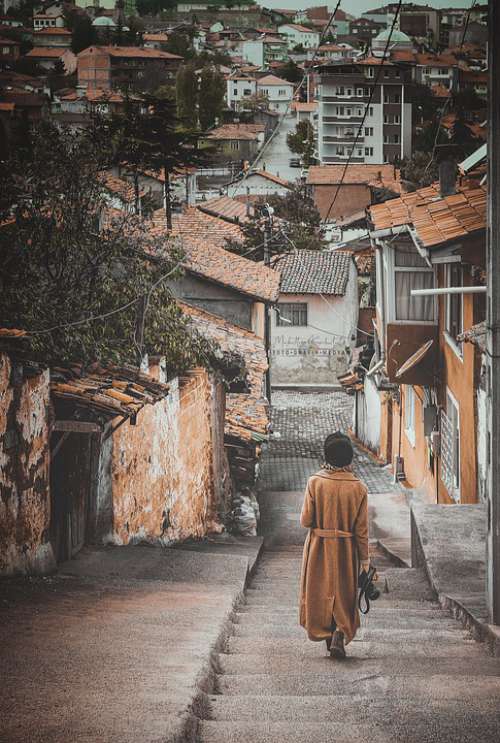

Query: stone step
left=230, top=624, right=467, bottom=642
left=234, top=607, right=447, bottom=623
left=207, top=694, right=499, bottom=724
left=225, top=631, right=476, bottom=657
left=233, top=611, right=456, bottom=631
left=215, top=672, right=500, bottom=698
left=223, top=638, right=483, bottom=660
left=242, top=596, right=442, bottom=611
left=217, top=652, right=500, bottom=678
left=198, top=720, right=389, bottom=743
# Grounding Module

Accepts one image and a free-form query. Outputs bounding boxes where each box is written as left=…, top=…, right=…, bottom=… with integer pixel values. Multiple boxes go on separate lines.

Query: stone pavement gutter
left=0, top=536, right=263, bottom=743
left=411, top=503, right=500, bottom=656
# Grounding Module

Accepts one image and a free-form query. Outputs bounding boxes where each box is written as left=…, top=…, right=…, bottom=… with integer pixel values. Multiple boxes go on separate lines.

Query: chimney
left=439, top=160, right=457, bottom=197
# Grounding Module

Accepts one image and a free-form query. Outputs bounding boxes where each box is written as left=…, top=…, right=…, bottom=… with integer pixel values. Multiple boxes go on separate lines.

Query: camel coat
left=299, top=469, right=369, bottom=644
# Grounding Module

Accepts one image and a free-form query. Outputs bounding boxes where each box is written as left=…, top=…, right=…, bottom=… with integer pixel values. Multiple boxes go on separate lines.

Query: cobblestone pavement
left=258, top=390, right=399, bottom=494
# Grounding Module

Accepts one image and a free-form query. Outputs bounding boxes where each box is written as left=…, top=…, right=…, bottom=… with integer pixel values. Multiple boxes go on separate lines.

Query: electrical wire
left=229, top=0, right=344, bottom=197
left=323, top=0, right=403, bottom=224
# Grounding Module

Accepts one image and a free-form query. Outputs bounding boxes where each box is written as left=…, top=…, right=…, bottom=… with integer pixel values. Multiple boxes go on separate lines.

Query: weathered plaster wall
left=0, top=353, right=55, bottom=576
left=270, top=261, right=358, bottom=386
left=355, top=375, right=382, bottom=452
left=99, top=366, right=226, bottom=545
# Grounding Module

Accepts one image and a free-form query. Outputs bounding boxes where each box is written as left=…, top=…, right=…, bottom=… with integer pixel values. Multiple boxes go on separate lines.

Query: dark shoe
left=325, top=635, right=333, bottom=652
left=329, top=630, right=346, bottom=659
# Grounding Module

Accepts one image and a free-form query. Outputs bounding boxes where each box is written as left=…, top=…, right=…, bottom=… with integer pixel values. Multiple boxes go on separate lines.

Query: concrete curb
left=173, top=538, right=265, bottom=742
left=376, top=538, right=411, bottom=568
left=410, top=508, right=500, bottom=658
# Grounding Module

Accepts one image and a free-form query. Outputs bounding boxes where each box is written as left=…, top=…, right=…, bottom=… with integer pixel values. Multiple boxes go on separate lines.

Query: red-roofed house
left=256, top=74, right=294, bottom=113
left=25, top=46, right=77, bottom=73
left=77, top=45, right=183, bottom=92
left=277, top=22, right=320, bottom=50
left=359, top=175, right=487, bottom=504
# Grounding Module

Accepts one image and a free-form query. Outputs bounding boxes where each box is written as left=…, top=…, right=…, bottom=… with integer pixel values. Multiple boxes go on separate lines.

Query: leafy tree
left=408, top=82, right=441, bottom=125
left=198, top=65, right=225, bottom=130
left=453, top=87, right=485, bottom=114
left=136, top=0, right=177, bottom=14
left=0, top=119, right=220, bottom=373
left=400, top=151, right=439, bottom=189
left=176, top=63, right=198, bottom=128
left=165, top=31, right=195, bottom=58
left=227, top=184, right=324, bottom=261
left=239, top=90, right=269, bottom=112
left=287, top=120, right=315, bottom=167
left=71, top=15, right=96, bottom=54
left=280, top=58, right=302, bottom=84
left=293, top=43, right=305, bottom=53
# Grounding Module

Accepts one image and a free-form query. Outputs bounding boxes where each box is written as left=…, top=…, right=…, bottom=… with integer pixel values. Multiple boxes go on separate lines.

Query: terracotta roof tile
left=51, top=364, right=169, bottom=420
left=78, top=45, right=182, bottom=60
left=307, top=164, right=401, bottom=192
left=257, top=74, right=293, bottom=86
left=369, top=184, right=486, bottom=248
left=250, top=169, right=292, bottom=188
left=151, top=209, right=280, bottom=303
left=206, top=123, right=265, bottom=141
left=26, top=46, right=66, bottom=57
left=197, top=195, right=253, bottom=223
left=275, top=250, right=352, bottom=296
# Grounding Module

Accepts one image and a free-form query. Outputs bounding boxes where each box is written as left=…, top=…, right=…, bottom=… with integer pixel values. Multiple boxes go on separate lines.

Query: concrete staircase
left=198, top=544, right=500, bottom=743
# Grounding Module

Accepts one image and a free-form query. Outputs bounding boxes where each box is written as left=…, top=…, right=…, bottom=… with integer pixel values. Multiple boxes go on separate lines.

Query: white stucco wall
left=270, top=259, right=358, bottom=386
left=355, top=374, right=382, bottom=452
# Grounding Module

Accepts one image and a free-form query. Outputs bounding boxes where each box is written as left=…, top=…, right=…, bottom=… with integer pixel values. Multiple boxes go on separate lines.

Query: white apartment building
left=277, top=23, right=320, bottom=51
left=256, top=74, right=294, bottom=114
left=226, top=74, right=257, bottom=110
left=316, top=60, right=413, bottom=165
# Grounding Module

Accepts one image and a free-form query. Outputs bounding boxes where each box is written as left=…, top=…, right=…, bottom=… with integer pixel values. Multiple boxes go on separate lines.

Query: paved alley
left=198, top=391, right=500, bottom=743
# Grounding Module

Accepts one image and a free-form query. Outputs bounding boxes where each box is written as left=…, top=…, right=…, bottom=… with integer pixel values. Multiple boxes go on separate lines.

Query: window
left=384, top=134, right=389, bottom=144
left=393, top=133, right=400, bottom=144
left=357, top=148, right=362, bottom=156
left=279, top=89, right=287, bottom=96
left=357, top=88, right=363, bottom=96
left=384, top=114, right=389, bottom=123
left=364, top=87, right=370, bottom=96
left=234, top=88, right=238, bottom=95
left=394, top=93, right=401, bottom=103
left=357, top=108, right=362, bottom=116
left=230, top=141, right=240, bottom=150
left=364, top=146, right=374, bottom=156
left=394, top=114, right=400, bottom=124
left=346, top=108, right=352, bottom=116
left=393, top=243, right=436, bottom=322
left=346, top=88, right=352, bottom=96
left=384, top=69, right=391, bottom=78
left=337, top=106, right=344, bottom=115
left=336, top=86, right=344, bottom=95
left=336, top=145, right=345, bottom=155
left=445, top=264, right=463, bottom=353
left=404, top=385, right=416, bottom=447
left=441, top=390, right=460, bottom=501
left=364, top=126, right=373, bottom=136
left=276, top=303, right=307, bottom=326
left=367, top=67, right=374, bottom=78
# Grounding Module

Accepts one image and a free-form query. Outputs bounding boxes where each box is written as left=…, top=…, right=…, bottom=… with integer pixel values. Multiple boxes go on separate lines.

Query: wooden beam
left=53, top=420, right=102, bottom=434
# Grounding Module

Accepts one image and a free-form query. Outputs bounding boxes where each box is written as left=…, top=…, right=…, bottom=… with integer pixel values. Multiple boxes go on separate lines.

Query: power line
left=323, top=0, right=403, bottom=224
left=230, top=0, right=344, bottom=196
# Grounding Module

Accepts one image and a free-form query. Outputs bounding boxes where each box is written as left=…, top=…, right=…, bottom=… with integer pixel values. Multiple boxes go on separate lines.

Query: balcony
left=322, top=135, right=364, bottom=143
left=322, top=115, right=364, bottom=123
left=322, top=155, right=364, bottom=164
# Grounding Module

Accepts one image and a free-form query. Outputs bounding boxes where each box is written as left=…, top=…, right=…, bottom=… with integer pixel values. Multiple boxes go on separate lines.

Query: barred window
left=276, top=303, right=308, bottom=327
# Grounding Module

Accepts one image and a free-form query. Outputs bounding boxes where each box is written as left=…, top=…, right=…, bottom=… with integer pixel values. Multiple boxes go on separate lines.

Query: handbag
left=358, top=565, right=380, bottom=614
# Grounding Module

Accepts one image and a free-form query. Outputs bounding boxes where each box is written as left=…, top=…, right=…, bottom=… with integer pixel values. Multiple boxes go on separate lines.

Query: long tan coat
left=299, top=469, right=369, bottom=645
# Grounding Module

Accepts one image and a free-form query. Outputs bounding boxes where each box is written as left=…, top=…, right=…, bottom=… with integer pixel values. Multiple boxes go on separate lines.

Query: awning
left=395, top=339, right=434, bottom=380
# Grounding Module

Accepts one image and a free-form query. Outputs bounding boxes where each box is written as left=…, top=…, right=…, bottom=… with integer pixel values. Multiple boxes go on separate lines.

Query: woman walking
left=299, top=432, right=369, bottom=658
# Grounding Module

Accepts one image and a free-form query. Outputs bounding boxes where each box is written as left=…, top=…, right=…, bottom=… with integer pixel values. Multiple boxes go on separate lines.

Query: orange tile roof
left=197, top=195, right=253, bottom=223
left=369, top=184, right=487, bottom=248
left=250, top=169, right=292, bottom=188
left=205, top=123, right=265, bottom=141
left=78, top=45, right=182, bottom=60
left=431, top=83, right=452, bottom=98
left=26, top=46, right=66, bottom=57
left=34, top=27, right=71, bottom=35
left=143, top=33, right=169, bottom=42
left=257, top=74, right=293, bottom=86
left=280, top=22, right=318, bottom=33
left=51, top=364, right=169, bottom=420
left=292, top=101, right=318, bottom=112
left=0, top=101, right=15, bottom=111
left=150, top=208, right=280, bottom=303
left=307, top=164, right=401, bottom=192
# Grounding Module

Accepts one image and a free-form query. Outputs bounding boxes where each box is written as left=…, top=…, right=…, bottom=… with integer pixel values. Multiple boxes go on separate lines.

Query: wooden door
left=50, top=433, right=92, bottom=562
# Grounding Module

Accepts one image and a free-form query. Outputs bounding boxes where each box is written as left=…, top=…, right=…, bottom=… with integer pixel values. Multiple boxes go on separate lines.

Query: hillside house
left=270, top=250, right=358, bottom=387
left=256, top=74, right=293, bottom=114
left=77, top=46, right=183, bottom=92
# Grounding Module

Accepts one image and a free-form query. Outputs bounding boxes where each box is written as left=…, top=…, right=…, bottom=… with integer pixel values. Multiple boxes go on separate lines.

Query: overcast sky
left=263, top=1, right=473, bottom=13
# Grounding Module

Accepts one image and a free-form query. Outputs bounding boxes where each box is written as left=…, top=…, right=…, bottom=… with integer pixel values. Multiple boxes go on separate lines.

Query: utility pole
left=486, top=0, right=500, bottom=625
left=263, top=204, right=273, bottom=405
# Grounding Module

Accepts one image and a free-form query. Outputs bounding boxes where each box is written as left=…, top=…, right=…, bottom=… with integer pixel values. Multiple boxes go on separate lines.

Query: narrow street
left=198, top=391, right=500, bottom=743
